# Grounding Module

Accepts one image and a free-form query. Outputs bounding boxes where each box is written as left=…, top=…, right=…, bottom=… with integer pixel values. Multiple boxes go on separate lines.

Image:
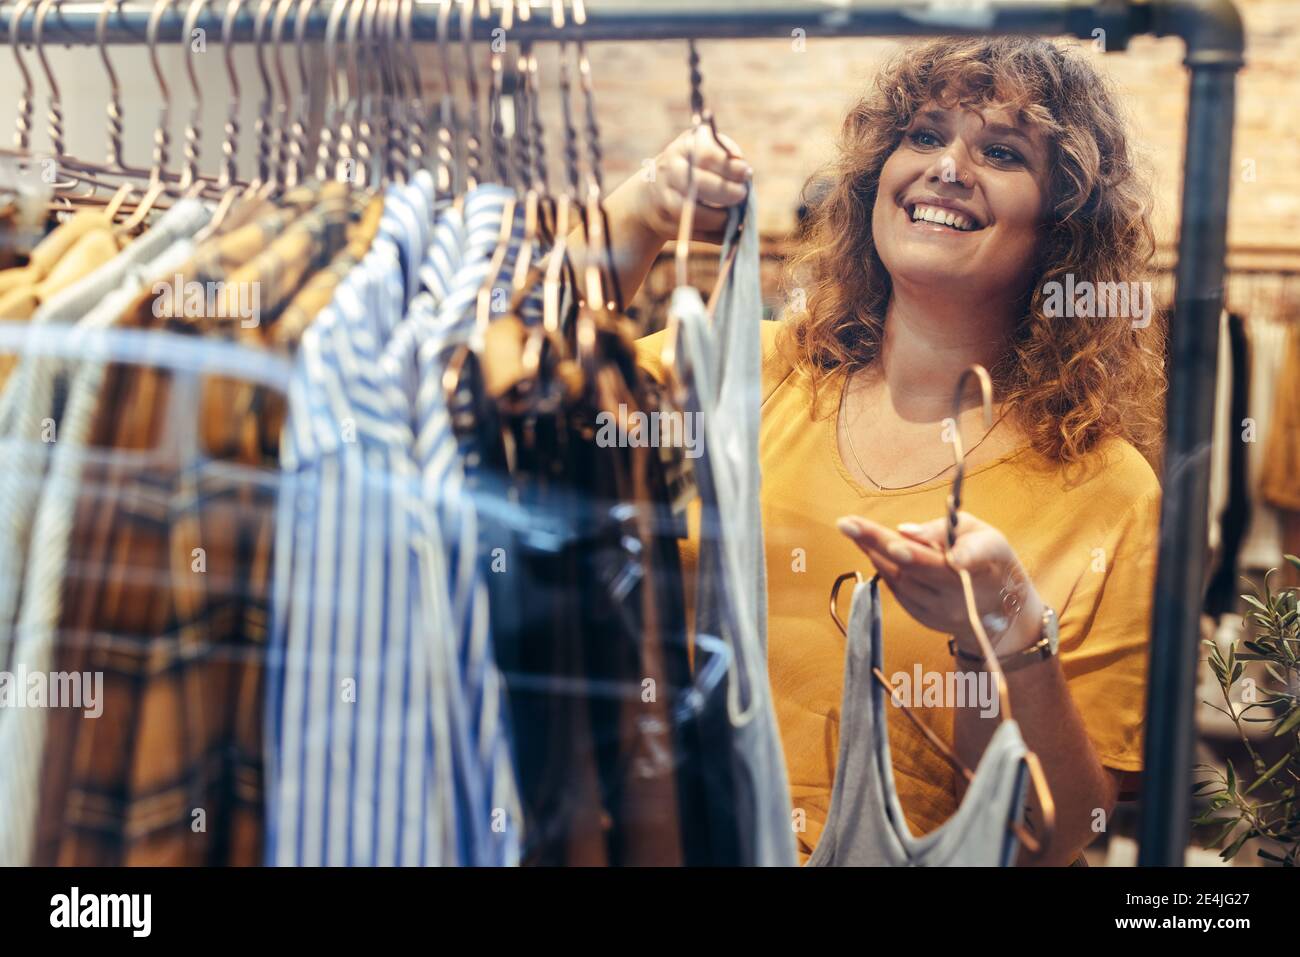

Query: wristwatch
left=948, top=605, right=1059, bottom=672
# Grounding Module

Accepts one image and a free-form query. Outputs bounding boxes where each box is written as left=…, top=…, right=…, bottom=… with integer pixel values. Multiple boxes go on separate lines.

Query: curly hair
left=779, top=37, right=1166, bottom=471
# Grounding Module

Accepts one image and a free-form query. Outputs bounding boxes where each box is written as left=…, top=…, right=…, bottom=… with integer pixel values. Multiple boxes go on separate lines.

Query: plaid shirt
left=34, top=188, right=368, bottom=865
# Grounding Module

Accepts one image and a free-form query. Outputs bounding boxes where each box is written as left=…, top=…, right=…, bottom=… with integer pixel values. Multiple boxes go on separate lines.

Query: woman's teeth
left=910, top=204, right=976, bottom=231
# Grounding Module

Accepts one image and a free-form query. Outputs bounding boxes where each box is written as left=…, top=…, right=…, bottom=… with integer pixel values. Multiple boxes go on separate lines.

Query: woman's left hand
left=836, top=511, right=1044, bottom=653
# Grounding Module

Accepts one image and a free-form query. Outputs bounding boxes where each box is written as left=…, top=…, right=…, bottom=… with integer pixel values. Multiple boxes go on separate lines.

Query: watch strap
left=948, top=606, right=1058, bottom=672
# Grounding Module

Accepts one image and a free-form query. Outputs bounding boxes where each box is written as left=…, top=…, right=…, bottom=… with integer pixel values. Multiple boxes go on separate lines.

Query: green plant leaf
left=1207, top=818, right=1239, bottom=848
left=1221, top=828, right=1252, bottom=861
left=1243, top=595, right=1271, bottom=615
left=1245, top=752, right=1294, bottom=794
left=1273, top=707, right=1300, bottom=737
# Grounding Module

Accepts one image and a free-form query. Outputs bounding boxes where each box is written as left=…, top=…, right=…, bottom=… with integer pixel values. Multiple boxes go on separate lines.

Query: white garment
left=0, top=200, right=211, bottom=672
left=807, top=578, right=1030, bottom=867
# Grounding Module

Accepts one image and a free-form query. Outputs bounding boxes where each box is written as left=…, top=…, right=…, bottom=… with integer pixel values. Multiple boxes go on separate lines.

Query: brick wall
left=533, top=0, right=1300, bottom=258
left=416, top=1, right=1299, bottom=325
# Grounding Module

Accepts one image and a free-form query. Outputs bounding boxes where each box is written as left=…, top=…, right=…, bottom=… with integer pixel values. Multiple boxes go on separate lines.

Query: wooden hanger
left=827, top=364, right=1056, bottom=858
left=656, top=38, right=747, bottom=404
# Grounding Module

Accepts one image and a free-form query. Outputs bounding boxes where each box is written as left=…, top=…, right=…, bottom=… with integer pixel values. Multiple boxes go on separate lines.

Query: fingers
left=664, top=153, right=750, bottom=209
left=895, top=518, right=948, bottom=550
left=642, top=127, right=751, bottom=242
left=651, top=184, right=731, bottom=240
left=837, top=516, right=947, bottom=574
left=883, top=574, right=942, bottom=617
left=674, top=126, right=752, bottom=184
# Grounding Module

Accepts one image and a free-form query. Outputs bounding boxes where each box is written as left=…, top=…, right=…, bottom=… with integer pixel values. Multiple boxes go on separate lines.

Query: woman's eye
left=908, top=129, right=942, bottom=148
left=986, top=144, right=1024, bottom=165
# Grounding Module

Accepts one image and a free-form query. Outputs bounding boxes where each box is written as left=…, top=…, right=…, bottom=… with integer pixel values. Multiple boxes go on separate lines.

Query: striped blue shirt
left=400, top=183, right=542, bottom=866
left=266, top=173, right=463, bottom=866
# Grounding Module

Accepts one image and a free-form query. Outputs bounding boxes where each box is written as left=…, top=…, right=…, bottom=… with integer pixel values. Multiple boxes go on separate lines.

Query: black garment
left=1206, top=312, right=1253, bottom=618
left=457, top=319, right=722, bottom=865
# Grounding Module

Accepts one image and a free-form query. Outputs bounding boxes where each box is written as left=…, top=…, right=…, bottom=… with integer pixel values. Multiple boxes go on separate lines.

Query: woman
left=588, top=36, right=1165, bottom=865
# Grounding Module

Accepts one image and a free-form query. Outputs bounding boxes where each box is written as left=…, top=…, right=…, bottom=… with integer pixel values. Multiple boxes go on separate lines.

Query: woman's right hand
left=631, top=126, right=753, bottom=246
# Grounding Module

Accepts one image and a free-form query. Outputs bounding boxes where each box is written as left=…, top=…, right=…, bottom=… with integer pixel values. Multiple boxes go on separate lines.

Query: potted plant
left=1194, top=556, right=1300, bottom=865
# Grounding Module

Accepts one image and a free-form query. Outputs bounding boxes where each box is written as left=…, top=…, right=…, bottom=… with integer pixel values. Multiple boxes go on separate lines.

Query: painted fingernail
left=836, top=517, right=862, bottom=537
left=887, top=542, right=913, bottom=564
left=897, top=523, right=923, bottom=534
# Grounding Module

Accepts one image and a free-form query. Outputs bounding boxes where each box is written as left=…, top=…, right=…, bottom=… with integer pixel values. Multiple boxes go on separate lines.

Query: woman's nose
left=925, top=144, right=973, bottom=189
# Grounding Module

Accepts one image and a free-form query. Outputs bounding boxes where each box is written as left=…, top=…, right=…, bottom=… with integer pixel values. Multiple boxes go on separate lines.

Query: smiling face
left=871, top=102, right=1052, bottom=306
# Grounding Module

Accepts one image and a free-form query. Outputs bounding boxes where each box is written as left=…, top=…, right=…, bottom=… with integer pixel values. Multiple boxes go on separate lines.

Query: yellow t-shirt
left=636, top=320, right=1161, bottom=863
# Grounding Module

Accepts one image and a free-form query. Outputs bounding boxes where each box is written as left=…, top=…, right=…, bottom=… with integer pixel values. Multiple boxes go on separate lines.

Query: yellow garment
left=1260, top=324, right=1300, bottom=512
left=273, top=193, right=386, bottom=348
left=636, top=320, right=1161, bottom=863
left=0, top=210, right=121, bottom=387
left=0, top=227, right=121, bottom=321
left=0, top=209, right=111, bottom=298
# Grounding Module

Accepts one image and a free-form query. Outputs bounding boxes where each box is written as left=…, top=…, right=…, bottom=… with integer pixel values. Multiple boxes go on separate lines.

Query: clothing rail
left=0, top=0, right=1193, bottom=45
left=0, top=0, right=1247, bottom=868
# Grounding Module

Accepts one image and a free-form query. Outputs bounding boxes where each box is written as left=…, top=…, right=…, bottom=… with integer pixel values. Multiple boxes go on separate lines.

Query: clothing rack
left=0, top=0, right=1247, bottom=868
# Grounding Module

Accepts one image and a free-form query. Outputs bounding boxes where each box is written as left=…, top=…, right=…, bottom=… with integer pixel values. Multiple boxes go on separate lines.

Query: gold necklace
left=838, top=372, right=1009, bottom=492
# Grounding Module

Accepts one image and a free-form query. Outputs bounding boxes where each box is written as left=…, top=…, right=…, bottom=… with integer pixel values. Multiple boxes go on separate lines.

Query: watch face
left=1045, top=609, right=1060, bottom=654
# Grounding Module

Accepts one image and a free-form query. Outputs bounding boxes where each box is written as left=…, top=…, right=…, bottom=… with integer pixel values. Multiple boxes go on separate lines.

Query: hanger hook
left=268, top=0, right=296, bottom=191
left=387, top=0, right=412, bottom=182
left=10, top=0, right=36, bottom=156
left=526, top=42, right=547, bottom=194
left=33, top=0, right=66, bottom=161
left=946, top=365, right=995, bottom=548
left=218, top=0, right=244, bottom=191
left=487, top=0, right=511, bottom=187
left=180, top=0, right=211, bottom=194
left=338, top=0, right=365, bottom=185
left=251, top=0, right=276, bottom=189
left=145, top=0, right=174, bottom=187
left=391, top=0, right=415, bottom=180
left=375, top=0, right=403, bottom=185
left=95, top=0, right=126, bottom=168
left=434, top=0, right=458, bottom=196
left=398, top=0, right=425, bottom=171
left=356, top=0, right=381, bottom=187
left=460, top=0, right=482, bottom=189
left=289, top=0, right=318, bottom=188
left=828, top=571, right=865, bottom=638
left=316, top=0, right=349, bottom=182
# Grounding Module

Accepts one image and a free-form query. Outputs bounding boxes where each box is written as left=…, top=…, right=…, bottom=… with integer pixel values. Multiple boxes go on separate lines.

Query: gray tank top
left=673, top=189, right=798, bottom=867
left=807, top=577, right=1030, bottom=867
